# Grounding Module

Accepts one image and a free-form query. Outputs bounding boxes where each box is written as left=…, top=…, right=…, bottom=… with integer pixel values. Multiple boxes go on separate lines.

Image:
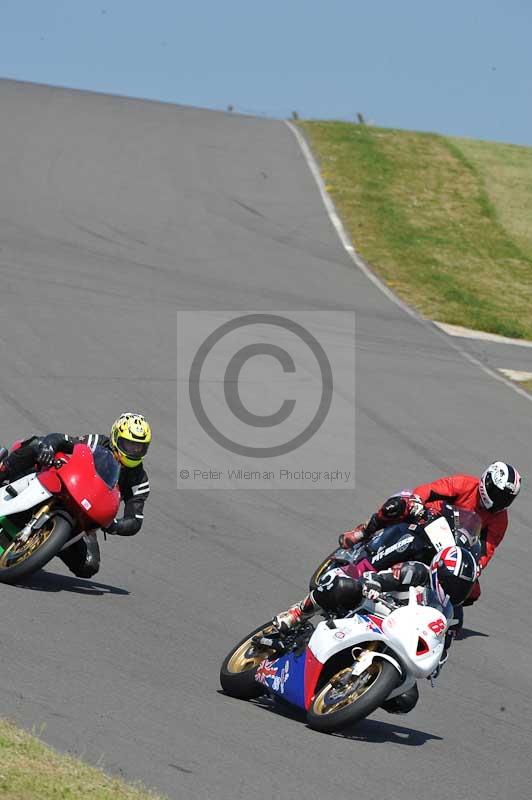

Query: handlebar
left=377, top=593, right=400, bottom=610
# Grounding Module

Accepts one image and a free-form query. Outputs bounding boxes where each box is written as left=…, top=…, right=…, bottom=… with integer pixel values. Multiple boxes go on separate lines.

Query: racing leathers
left=0, top=433, right=150, bottom=578
left=412, top=474, right=507, bottom=569
left=342, top=475, right=508, bottom=605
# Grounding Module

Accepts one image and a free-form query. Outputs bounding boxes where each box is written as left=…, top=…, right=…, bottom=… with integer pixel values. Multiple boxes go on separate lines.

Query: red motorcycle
left=0, top=443, right=120, bottom=583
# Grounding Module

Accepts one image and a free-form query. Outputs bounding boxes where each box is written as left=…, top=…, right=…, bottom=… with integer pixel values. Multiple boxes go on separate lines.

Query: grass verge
left=298, top=122, right=532, bottom=340
left=0, top=720, right=166, bottom=800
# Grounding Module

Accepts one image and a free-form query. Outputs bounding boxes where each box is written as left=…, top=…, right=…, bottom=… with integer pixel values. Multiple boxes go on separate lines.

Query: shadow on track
left=221, top=692, right=442, bottom=746
left=10, top=570, right=129, bottom=596
left=325, top=717, right=443, bottom=745
left=455, top=627, right=489, bottom=641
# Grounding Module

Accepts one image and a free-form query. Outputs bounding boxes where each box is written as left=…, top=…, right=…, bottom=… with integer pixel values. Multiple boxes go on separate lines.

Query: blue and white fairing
left=256, top=651, right=308, bottom=709
left=255, top=589, right=448, bottom=711
left=254, top=611, right=392, bottom=710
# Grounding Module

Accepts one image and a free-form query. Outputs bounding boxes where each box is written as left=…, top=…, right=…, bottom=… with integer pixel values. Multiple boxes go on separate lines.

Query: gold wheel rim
left=227, top=626, right=277, bottom=674
left=313, top=559, right=333, bottom=585
left=0, top=519, right=56, bottom=569
left=312, top=661, right=383, bottom=716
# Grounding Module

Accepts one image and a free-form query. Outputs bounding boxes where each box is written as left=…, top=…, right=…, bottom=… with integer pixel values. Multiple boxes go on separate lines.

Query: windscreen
left=444, top=505, right=481, bottom=546
left=417, top=584, right=454, bottom=622
left=93, top=446, right=120, bottom=488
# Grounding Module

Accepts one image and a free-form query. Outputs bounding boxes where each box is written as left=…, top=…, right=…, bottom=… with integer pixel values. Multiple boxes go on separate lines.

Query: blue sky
left=1, top=0, right=531, bottom=145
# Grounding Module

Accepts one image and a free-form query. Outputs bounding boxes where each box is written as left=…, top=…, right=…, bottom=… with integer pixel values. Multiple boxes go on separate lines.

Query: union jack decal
left=358, top=614, right=383, bottom=634
left=256, top=658, right=278, bottom=686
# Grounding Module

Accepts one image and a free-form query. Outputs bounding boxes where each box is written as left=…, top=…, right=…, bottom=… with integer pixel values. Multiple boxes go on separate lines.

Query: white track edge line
left=499, top=369, right=532, bottom=382
left=434, top=321, right=532, bottom=349
left=284, top=120, right=532, bottom=406
left=284, top=121, right=418, bottom=320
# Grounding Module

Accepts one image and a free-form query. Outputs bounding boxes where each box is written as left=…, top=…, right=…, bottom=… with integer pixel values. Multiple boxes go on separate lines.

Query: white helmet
left=479, top=462, right=521, bottom=512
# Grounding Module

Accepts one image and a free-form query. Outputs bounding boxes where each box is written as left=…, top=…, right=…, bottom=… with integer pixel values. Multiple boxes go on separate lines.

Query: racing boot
left=338, top=522, right=368, bottom=549
left=272, top=593, right=320, bottom=634
left=449, top=605, right=464, bottom=639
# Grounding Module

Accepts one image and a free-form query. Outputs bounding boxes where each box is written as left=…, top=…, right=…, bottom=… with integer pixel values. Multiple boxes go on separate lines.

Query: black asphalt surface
left=1, top=79, right=531, bottom=800
left=442, top=331, right=532, bottom=378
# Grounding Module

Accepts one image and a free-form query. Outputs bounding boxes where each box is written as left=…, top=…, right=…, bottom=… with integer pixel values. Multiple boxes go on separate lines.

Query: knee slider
left=381, top=684, right=419, bottom=715
left=72, top=563, right=99, bottom=579
left=380, top=496, right=407, bottom=520
left=75, top=537, right=100, bottom=578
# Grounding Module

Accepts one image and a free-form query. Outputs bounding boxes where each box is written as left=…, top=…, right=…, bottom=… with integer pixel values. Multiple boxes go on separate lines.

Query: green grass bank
left=299, top=122, right=532, bottom=340
left=0, top=720, right=166, bottom=800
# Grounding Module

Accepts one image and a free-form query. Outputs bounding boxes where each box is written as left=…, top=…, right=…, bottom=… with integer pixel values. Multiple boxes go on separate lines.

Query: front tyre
left=309, top=552, right=338, bottom=592
left=307, top=657, right=401, bottom=732
left=220, top=622, right=280, bottom=700
left=0, top=516, right=73, bottom=584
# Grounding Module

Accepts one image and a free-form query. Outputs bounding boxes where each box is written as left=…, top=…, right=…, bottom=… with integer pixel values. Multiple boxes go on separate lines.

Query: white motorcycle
left=220, top=586, right=449, bottom=732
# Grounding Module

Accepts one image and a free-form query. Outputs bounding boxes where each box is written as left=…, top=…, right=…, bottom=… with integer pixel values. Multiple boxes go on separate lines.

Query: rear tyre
left=220, top=622, right=280, bottom=700
left=0, top=516, right=73, bottom=584
left=307, top=657, right=401, bottom=732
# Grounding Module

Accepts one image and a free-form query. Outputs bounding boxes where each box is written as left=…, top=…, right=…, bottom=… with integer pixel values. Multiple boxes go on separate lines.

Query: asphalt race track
left=1, top=79, right=531, bottom=799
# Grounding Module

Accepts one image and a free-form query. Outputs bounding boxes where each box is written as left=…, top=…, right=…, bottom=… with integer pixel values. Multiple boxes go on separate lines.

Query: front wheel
left=0, top=516, right=73, bottom=584
left=307, top=656, right=401, bottom=732
left=220, top=621, right=281, bottom=700
left=309, top=552, right=339, bottom=592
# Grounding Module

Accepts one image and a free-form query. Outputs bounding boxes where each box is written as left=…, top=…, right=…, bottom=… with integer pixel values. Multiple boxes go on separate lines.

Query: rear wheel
left=0, top=516, right=73, bottom=584
left=307, top=656, right=401, bottom=732
left=220, top=622, right=280, bottom=700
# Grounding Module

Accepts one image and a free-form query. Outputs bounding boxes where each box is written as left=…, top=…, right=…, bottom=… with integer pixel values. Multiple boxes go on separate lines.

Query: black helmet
left=479, top=462, right=521, bottom=512
left=431, top=546, right=478, bottom=607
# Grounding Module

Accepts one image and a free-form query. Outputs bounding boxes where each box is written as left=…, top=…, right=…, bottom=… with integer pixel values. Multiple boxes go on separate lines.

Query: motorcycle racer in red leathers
left=339, top=463, right=520, bottom=608
left=413, top=465, right=520, bottom=574
left=275, top=463, right=520, bottom=636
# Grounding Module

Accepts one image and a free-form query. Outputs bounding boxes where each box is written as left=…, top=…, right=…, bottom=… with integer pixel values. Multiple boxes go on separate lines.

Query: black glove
left=361, top=575, right=383, bottom=601
left=35, top=441, right=55, bottom=468
left=103, top=519, right=119, bottom=535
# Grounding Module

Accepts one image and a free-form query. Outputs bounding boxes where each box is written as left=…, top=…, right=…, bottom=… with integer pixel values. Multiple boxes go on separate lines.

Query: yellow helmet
left=110, top=412, right=151, bottom=468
